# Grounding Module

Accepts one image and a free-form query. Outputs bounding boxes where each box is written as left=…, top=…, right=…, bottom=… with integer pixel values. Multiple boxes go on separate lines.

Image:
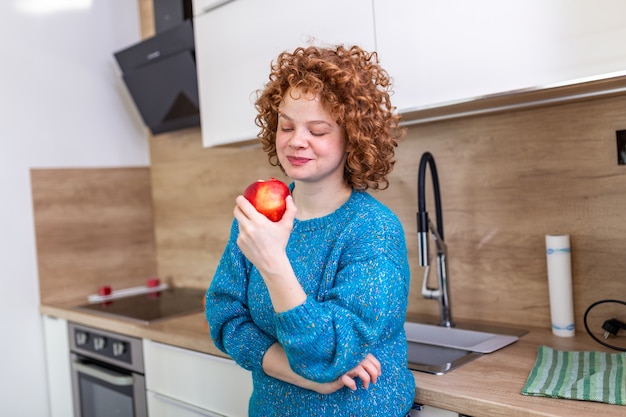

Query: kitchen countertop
left=41, top=301, right=624, bottom=417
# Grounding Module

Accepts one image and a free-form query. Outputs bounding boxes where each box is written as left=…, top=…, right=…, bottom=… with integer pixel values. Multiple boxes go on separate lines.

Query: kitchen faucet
left=417, top=152, right=454, bottom=328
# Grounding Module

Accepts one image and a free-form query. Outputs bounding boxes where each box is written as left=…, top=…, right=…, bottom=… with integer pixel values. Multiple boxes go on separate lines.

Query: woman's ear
left=342, top=128, right=352, bottom=152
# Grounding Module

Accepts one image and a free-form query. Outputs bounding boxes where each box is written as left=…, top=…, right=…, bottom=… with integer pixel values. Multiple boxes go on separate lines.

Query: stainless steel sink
left=404, top=322, right=520, bottom=353
left=407, top=341, right=482, bottom=375
left=405, top=320, right=527, bottom=375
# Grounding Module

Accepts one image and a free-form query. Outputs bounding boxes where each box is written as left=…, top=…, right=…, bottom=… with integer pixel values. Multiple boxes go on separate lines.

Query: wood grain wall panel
left=384, top=95, right=626, bottom=330
left=32, top=168, right=157, bottom=305
left=138, top=0, right=155, bottom=39
left=148, top=94, right=626, bottom=332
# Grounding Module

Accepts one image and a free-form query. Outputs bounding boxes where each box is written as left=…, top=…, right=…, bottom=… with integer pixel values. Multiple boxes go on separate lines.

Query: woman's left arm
left=262, top=343, right=381, bottom=393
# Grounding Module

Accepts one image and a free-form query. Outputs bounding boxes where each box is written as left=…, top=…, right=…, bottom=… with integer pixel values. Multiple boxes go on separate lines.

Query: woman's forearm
left=263, top=343, right=350, bottom=394
left=262, top=343, right=318, bottom=389
left=262, top=343, right=380, bottom=394
left=259, top=255, right=307, bottom=313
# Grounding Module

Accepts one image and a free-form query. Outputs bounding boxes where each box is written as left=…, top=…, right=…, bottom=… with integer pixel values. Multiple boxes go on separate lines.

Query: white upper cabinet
left=374, top=0, right=626, bottom=113
left=194, top=0, right=626, bottom=143
left=194, top=0, right=376, bottom=146
left=191, top=0, right=234, bottom=16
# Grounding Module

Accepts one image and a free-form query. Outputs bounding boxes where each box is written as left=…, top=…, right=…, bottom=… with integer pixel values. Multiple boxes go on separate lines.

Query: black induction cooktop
left=75, top=287, right=206, bottom=323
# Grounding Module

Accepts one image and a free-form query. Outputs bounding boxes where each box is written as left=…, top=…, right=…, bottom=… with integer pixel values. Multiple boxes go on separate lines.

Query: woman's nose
left=288, top=128, right=309, bottom=148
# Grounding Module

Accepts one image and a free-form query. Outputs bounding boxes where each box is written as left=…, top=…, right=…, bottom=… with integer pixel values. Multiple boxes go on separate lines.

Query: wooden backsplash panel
left=378, top=95, right=626, bottom=330
left=32, top=167, right=157, bottom=305
left=149, top=95, right=626, bottom=332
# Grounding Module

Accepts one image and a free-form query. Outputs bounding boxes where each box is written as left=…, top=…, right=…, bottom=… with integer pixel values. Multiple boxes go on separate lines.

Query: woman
left=206, top=44, right=415, bottom=416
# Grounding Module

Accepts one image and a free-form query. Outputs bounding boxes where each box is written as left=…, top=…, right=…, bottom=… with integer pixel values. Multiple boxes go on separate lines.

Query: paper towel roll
left=545, top=234, right=575, bottom=337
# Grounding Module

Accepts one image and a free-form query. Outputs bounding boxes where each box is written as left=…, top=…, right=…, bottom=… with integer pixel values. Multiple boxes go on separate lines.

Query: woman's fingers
left=341, top=354, right=383, bottom=390
left=362, top=354, right=382, bottom=383
left=340, top=374, right=358, bottom=391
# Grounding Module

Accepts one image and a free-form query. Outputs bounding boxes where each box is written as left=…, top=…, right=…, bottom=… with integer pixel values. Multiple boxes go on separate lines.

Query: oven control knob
left=75, top=331, right=89, bottom=346
left=93, top=336, right=106, bottom=351
left=112, top=342, right=126, bottom=357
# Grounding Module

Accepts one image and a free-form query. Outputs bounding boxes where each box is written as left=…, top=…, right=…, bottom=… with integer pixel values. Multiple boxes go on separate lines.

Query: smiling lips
left=287, top=156, right=310, bottom=166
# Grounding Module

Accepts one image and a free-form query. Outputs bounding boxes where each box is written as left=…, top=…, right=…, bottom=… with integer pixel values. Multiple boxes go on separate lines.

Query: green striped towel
left=522, top=345, right=625, bottom=405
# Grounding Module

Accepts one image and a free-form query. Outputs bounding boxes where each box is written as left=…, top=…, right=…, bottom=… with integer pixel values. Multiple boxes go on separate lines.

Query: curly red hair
left=254, top=44, right=404, bottom=191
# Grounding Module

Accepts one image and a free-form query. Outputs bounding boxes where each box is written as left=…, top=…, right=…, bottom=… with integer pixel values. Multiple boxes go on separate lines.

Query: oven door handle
left=72, top=360, right=134, bottom=386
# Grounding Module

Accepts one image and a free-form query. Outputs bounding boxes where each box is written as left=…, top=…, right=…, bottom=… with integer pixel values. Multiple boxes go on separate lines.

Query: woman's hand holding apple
left=236, top=178, right=294, bottom=270
left=235, top=193, right=305, bottom=312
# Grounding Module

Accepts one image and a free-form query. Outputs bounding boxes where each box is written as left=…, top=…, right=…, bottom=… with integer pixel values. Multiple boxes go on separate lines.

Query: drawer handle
left=72, top=361, right=134, bottom=386
left=149, top=391, right=225, bottom=416
left=197, top=0, right=235, bottom=15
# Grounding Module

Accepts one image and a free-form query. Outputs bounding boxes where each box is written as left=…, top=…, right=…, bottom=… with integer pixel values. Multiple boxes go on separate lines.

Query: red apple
left=243, top=177, right=290, bottom=222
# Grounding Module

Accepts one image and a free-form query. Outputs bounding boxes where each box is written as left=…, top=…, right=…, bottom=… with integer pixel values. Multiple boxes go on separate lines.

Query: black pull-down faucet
left=417, top=152, right=454, bottom=328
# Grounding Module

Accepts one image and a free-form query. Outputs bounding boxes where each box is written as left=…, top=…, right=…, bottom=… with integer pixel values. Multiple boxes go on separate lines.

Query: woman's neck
left=291, top=181, right=352, bottom=220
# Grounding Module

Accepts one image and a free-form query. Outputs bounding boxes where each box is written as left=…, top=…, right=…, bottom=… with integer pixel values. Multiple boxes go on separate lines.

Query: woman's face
left=275, top=89, right=347, bottom=186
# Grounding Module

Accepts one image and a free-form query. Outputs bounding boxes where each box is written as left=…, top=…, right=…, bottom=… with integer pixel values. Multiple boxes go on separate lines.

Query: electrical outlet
left=616, top=130, right=626, bottom=165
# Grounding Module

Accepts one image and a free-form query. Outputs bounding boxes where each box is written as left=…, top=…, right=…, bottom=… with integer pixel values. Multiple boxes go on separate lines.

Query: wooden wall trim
left=138, top=0, right=154, bottom=39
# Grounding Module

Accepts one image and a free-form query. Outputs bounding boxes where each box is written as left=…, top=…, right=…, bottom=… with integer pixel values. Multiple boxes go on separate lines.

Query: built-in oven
left=69, top=322, right=147, bottom=417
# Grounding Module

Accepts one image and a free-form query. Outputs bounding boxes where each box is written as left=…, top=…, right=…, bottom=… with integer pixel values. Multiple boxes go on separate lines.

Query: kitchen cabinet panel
left=191, top=0, right=234, bottom=16
left=144, top=340, right=252, bottom=417
left=42, top=315, right=74, bottom=417
left=194, top=0, right=376, bottom=146
left=374, top=0, right=626, bottom=113
left=148, top=391, right=226, bottom=416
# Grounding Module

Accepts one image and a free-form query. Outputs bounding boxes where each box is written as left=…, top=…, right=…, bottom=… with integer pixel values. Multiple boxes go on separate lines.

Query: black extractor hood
left=114, top=19, right=200, bottom=135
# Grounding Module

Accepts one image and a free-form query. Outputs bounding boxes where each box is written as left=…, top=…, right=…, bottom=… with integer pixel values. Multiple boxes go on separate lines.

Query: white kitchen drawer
left=143, top=340, right=252, bottom=417
left=147, top=390, right=225, bottom=417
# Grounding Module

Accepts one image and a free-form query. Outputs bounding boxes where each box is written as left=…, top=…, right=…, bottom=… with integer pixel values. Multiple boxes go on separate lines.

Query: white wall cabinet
left=374, top=0, right=626, bottom=113
left=193, top=0, right=376, bottom=146
left=193, top=0, right=626, bottom=144
left=42, top=315, right=74, bottom=417
left=144, top=340, right=252, bottom=417
left=191, top=0, right=234, bottom=16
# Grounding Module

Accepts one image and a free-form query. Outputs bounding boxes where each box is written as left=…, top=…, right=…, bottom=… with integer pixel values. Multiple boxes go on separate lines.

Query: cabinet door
left=148, top=391, right=226, bottom=417
left=42, top=315, right=74, bottom=417
left=144, top=340, right=252, bottom=417
left=374, top=0, right=626, bottom=112
left=194, top=0, right=376, bottom=146
left=192, top=0, right=234, bottom=16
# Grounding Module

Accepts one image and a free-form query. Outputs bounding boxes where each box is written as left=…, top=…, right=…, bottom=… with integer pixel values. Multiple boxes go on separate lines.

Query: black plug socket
left=602, top=318, right=626, bottom=339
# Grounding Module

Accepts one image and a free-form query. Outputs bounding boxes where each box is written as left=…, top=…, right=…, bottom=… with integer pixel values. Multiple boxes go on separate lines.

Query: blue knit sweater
left=206, top=189, right=415, bottom=417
